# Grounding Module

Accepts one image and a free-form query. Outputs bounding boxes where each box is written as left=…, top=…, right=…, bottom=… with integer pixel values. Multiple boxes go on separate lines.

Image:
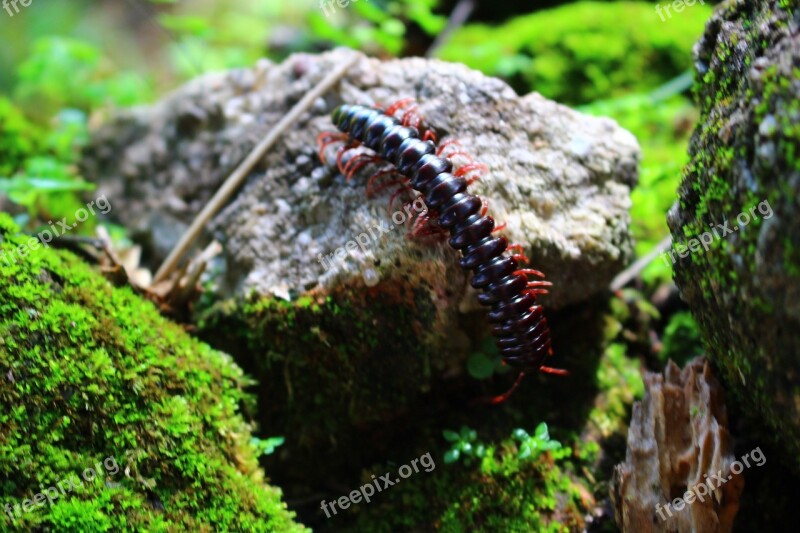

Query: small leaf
left=519, top=443, right=531, bottom=460
left=534, top=422, right=549, bottom=440
left=443, top=429, right=460, bottom=442
left=444, top=449, right=460, bottom=464
left=512, top=428, right=528, bottom=440
left=542, top=440, right=562, bottom=451
left=461, top=442, right=472, bottom=455
left=466, top=352, right=495, bottom=379
left=475, top=445, right=486, bottom=458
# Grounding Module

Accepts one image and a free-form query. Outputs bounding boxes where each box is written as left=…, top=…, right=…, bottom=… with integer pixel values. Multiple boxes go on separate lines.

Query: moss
left=343, top=429, right=590, bottom=533
left=668, top=0, right=800, bottom=470
left=195, top=275, right=456, bottom=472
left=0, top=214, right=305, bottom=531
left=588, top=343, right=644, bottom=439
left=659, top=311, right=703, bottom=366
left=438, top=1, right=713, bottom=105
left=0, top=96, right=42, bottom=177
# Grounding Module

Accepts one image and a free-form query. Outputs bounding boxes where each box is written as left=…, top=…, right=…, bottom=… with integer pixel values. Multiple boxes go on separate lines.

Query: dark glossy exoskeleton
left=327, top=103, right=565, bottom=403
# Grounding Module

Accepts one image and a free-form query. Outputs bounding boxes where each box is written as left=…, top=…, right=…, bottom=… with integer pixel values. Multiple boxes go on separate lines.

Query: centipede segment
left=320, top=102, right=564, bottom=402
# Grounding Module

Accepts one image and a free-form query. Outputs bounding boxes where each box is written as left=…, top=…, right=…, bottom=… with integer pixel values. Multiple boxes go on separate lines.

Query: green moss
left=197, top=279, right=451, bottom=459
left=345, top=429, right=589, bottom=532
left=670, top=0, right=800, bottom=469
left=589, top=343, right=643, bottom=439
left=0, top=214, right=305, bottom=531
left=438, top=1, right=712, bottom=105
left=0, top=96, right=42, bottom=177
left=659, top=311, right=703, bottom=366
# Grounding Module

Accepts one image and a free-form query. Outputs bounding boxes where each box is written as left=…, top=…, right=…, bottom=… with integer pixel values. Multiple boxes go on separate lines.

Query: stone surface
left=82, top=48, right=639, bottom=312
left=80, top=49, right=640, bottom=465
left=665, top=0, right=800, bottom=468
left=612, top=358, right=743, bottom=533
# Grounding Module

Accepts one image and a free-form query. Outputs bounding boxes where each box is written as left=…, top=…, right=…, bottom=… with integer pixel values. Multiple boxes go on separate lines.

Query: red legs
left=316, top=132, right=348, bottom=165
left=479, top=198, right=507, bottom=233
left=371, top=177, right=408, bottom=199
left=484, top=361, right=568, bottom=405
left=444, top=151, right=474, bottom=163
left=400, top=104, right=423, bottom=130
left=384, top=97, right=416, bottom=117
left=388, top=183, right=416, bottom=214
left=383, top=97, right=440, bottom=144
left=423, top=129, right=438, bottom=143
left=436, top=139, right=462, bottom=156
left=343, top=154, right=384, bottom=181
left=335, top=143, right=357, bottom=175
left=486, top=371, right=527, bottom=405
left=480, top=198, right=489, bottom=217
left=523, top=281, right=552, bottom=296
left=404, top=198, right=446, bottom=240
left=409, top=212, right=448, bottom=240
left=366, top=169, right=404, bottom=197
left=454, top=162, right=489, bottom=186
left=507, top=243, right=530, bottom=265
left=539, top=366, right=569, bottom=376
left=383, top=97, right=422, bottom=130
left=515, top=268, right=546, bottom=278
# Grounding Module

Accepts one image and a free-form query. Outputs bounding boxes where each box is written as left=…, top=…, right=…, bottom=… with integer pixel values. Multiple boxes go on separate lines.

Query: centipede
left=317, top=99, right=566, bottom=403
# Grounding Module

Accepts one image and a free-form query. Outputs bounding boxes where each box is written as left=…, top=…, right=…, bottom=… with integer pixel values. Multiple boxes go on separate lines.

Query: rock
left=81, top=48, right=639, bottom=462
left=82, top=48, right=639, bottom=312
left=0, top=214, right=306, bottom=531
left=665, top=0, right=800, bottom=468
left=612, top=358, right=744, bottom=533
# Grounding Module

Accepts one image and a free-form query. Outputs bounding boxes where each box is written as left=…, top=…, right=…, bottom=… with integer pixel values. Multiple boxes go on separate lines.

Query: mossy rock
left=325, top=428, right=595, bottom=533
left=666, top=0, right=800, bottom=469
left=0, top=214, right=305, bottom=531
left=197, top=281, right=459, bottom=482
left=438, top=1, right=713, bottom=104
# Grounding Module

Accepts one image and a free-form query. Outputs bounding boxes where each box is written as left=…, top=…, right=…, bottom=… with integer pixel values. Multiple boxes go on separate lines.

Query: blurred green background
left=0, top=1, right=722, bottom=530
left=0, top=0, right=713, bottom=290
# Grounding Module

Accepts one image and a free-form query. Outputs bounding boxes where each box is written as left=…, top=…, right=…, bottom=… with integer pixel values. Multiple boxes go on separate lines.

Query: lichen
left=0, top=213, right=305, bottom=531
left=667, top=0, right=800, bottom=469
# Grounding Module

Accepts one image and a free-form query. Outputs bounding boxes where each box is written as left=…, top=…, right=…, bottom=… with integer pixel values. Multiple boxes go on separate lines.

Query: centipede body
left=322, top=102, right=563, bottom=402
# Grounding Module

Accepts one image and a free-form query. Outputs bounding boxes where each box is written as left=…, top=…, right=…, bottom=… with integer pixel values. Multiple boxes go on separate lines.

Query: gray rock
left=665, top=0, right=800, bottom=469
left=82, top=48, right=640, bottom=312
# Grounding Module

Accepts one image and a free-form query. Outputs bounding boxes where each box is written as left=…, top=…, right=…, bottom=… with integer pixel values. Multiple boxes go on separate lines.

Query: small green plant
left=443, top=426, right=485, bottom=465
left=466, top=336, right=509, bottom=380
left=512, top=423, right=562, bottom=460
left=660, top=311, right=704, bottom=366
left=251, top=436, right=285, bottom=457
